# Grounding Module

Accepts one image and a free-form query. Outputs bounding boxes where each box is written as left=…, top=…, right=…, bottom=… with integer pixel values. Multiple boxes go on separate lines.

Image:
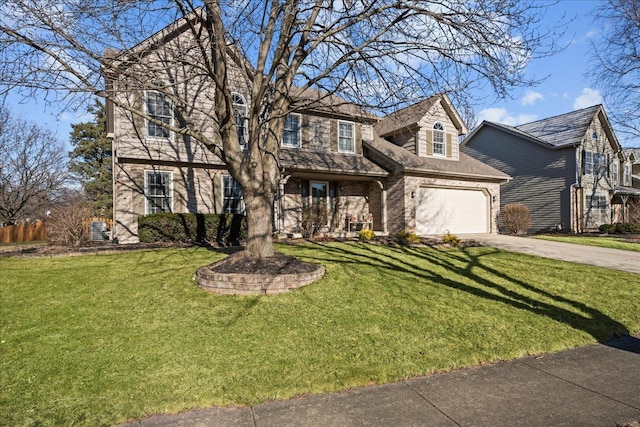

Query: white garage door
left=416, top=187, right=489, bottom=235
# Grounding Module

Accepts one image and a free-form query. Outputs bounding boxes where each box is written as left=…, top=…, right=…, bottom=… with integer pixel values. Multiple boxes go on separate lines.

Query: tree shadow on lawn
left=298, top=242, right=638, bottom=354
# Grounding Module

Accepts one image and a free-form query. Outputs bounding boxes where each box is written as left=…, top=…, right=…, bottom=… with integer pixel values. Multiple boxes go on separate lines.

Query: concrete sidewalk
left=462, top=234, right=640, bottom=274
left=123, top=335, right=640, bottom=427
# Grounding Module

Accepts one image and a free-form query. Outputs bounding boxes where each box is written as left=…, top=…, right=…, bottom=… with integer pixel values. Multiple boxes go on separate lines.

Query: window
left=338, top=121, right=354, bottom=153
left=232, top=94, right=247, bottom=147
left=282, top=114, right=301, bottom=148
left=592, top=131, right=598, bottom=140
left=593, top=152, right=602, bottom=175
left=624, top=165, right=631, bottom=185
left=145, top=171, right=172, bottom=214
left=146, top=91, right=172, bottom=139
left=583, top=151, right=595, bottom=175
left=433, top=122, right=445, bottom=156
left=586, top=194, right=608, bottom=225
left=223, top=175, right=245, bottom=214
left=612, top=162, right=619, bottom=184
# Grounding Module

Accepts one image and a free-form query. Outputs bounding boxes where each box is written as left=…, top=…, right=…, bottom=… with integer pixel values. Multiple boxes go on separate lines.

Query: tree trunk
left=243, top=189, right=275, bottom=259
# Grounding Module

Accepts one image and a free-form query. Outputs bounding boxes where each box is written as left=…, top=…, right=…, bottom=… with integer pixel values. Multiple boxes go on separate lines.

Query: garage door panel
left=416, top=188, right=488, bottom=235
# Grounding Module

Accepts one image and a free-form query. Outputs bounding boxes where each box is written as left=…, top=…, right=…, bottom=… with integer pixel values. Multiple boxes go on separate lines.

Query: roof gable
left=374, top=94, right=467, bottom=137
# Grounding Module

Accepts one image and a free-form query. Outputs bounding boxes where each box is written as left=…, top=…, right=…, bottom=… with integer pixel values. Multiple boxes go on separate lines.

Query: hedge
left=138, top=213, right=247, bottom=244
left=598, top=222, right=640, bottom=234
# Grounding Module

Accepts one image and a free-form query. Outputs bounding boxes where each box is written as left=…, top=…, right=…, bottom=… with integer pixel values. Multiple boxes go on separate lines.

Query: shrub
left=599, top=223, right=617, bottom=234
left=501, top=203, right=531, bottom=235
left=442, top=231, right=461, bottom=247
left=396, top=229, right=421, bottom=245
left=301, top=204, right=328, bottom=238
left=46, top=196, right=92, bottom=247
left=358, top=228, right=375, bottom=241
left=138, top=213, right=247, bottom=244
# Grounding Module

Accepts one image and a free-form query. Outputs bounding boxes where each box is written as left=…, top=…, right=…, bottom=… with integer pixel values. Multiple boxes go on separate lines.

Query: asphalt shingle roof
left=514, top=105, right=602, bottom=148
left=279, top=148, right=388, bottom=177
left=365, top=135, right=510, bottom=181
left=374, top=96, right=440, bottom=137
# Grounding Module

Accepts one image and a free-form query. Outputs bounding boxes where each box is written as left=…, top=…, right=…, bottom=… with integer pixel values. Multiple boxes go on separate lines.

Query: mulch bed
left=210, top=250, right=320, bottom=275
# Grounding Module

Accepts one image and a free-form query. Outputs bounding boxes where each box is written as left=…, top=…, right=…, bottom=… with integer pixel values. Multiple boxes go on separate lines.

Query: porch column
left=278, top=175, right=292, bottom=233
left=375, top=180, right=387, bottom=233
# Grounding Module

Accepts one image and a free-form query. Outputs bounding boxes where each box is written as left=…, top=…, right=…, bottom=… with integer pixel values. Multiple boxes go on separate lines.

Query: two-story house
left=107, top=13, right=509, bottom=243
left=461, top=105, right=639, bottom=233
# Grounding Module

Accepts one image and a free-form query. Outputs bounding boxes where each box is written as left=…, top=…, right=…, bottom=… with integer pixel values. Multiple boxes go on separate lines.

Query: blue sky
left=474, top=1, right=608, bottom=133
left=4, top=0, right=628, bottom=149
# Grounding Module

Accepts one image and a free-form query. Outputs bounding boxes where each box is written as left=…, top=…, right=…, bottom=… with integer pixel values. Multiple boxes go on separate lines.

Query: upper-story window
left=145, top=170, right=172, bottom=214
left=338, top=121, right=355, bottom=153
left=433, top=122, right=445, bottom=156
left=612, top=162, right=619, bottom=184
left=583, top=150, right=605, bottom=176
left=624, top=164, right=631, bottom=185
left=146, top=90, right=172, bottom=139
left=232, top=94, right=247, bottom=147
left=592, top=131, right=598, bottom=140
left=282, top=114, right=301, bottom=148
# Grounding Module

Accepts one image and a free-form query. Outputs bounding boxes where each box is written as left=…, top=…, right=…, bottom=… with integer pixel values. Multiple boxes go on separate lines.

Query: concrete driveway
left=463, top=234, right=640, bottom=274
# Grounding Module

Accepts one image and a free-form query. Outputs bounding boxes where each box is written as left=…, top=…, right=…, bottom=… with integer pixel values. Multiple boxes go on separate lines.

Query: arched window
left=433, top=122, right=445, bottom=156
left=232, top=94, right=247, bottom=146
left=592, top=131, right=598, bottom=140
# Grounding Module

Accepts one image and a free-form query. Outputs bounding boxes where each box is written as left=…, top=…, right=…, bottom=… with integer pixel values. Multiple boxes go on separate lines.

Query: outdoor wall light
left=411, top=191, right=416, bottom=198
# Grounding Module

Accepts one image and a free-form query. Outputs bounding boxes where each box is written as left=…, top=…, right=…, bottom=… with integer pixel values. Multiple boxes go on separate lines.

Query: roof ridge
left=515, top=104, right=602, bottom=128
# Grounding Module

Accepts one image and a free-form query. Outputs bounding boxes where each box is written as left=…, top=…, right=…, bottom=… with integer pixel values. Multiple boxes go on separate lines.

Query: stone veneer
left=195, top=259, right=325, bottom=295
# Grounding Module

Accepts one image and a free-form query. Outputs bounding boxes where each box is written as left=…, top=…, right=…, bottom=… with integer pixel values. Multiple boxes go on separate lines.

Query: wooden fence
left=0, top=221, right=46, bottom=244
left=0, top=218, right=114, bottom=244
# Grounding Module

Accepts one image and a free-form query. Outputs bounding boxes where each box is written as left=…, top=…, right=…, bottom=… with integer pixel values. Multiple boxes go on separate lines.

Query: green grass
left=1, top=243, right=639, bottom=426
left=534, top=235, right=640, bottom=252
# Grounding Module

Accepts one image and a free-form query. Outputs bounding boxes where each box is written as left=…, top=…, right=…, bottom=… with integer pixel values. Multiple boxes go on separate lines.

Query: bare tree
left=0, top=0, right=561, bottom=258
left=0, top=108, right=69, bottom=225
left=590, top=0, right=640, bottom=142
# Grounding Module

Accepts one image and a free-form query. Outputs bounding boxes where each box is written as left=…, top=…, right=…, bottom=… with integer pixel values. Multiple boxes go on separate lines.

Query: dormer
left=374, top=94, right=468, bottom=161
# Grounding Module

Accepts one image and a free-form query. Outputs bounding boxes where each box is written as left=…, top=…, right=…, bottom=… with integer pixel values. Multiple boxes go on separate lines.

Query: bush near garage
left=599, top=222, right=640, bottom=234
left=501, top=203, right=531, bottom=235
left=138, top=213, right=247, bottom=244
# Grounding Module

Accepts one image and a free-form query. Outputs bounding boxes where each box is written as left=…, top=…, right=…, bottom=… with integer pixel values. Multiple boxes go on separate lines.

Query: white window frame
left=222, top=175, right=245, bottom=214
left=612, top=162, right=619, bottom=184
left=232, top=93, right=248, bottom=148
left=584, top=151, right=594, bottom=175
left=624, top=165, right=631, bottom=185
left=144, top=170, right=173, bottom=215
left=282, top=113, right=301, bottom=148
left=586, top=193, right=608, bottom=225
left=433, top=122, right=446, bottom=156
left=145, top=90, right=173, bottom=140
left=338, top=120, right=355, bottom=153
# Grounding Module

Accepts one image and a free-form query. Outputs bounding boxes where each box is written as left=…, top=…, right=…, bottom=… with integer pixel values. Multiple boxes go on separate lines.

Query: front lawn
left=1, top=243, right=639, bottom=426
left=534, top=235, right=640, bottom=252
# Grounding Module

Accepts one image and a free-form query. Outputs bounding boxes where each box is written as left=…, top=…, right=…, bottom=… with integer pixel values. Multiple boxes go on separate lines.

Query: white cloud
left=573, top=88, right=603, bottom=110
left=477, top=108, right=537, bottom=126
left=521, top=90, right=543, bottom=106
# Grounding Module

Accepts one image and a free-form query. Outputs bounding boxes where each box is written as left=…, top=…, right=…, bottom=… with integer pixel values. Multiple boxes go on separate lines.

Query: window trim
left=432, top=122, right=446, bottom=157
left=145, top=89, right=173, bottom=141
left=282, top=113, right=302, bottom=148
left=624, top=164, right=631, bottom=185
left=612, top=162, right=619, bottom=184
left=144, top=170, right=173, bottom=215
left=222, top=174, right=245, bottom=215
left=337, top=120, right=355, bottom=153
left=232, top=93, right=248, bottom=148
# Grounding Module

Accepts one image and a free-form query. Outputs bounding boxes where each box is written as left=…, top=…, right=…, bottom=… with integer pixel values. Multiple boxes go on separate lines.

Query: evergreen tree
left=69, top=100, right=112, bottom=218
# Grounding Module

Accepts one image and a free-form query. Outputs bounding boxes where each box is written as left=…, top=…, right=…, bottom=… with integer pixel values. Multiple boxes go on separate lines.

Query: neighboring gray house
left=107, top=13, right=510, bottom=243
left=461, top=105, right=639, bottom=233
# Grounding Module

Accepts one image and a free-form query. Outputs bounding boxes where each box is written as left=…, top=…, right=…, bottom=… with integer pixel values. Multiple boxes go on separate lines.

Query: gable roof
left=365, top=134, right=510, bottom=181
left=515, top=105, right=602, bottom=148
left=374, top=94, right=468, bottom=137
left=463, top=104, right=621, bottom=152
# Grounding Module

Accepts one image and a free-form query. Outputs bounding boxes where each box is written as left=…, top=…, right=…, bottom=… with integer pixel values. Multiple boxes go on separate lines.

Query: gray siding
left=462, top=127, right=576, bottom=233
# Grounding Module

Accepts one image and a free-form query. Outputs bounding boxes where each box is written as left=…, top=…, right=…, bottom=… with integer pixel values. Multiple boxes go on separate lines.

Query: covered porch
left=276, top=149, right=389, bottom=237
